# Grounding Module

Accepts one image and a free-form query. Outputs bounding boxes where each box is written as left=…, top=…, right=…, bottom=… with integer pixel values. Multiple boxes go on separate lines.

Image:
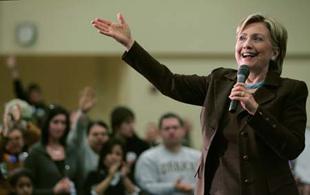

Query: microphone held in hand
left=229, top=65, right=250, bottom=113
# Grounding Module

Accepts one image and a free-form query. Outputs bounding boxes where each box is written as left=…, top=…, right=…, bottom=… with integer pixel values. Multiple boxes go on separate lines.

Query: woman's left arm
left=247, top=81, right=308, bottom=160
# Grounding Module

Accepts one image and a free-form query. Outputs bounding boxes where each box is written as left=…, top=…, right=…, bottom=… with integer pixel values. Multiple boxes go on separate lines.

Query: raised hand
left=78, top=86, right=96, bottom=113
left=91, top=13, right=134, bottom=50
left=6, top=55, right=19, bottom=79
left=6, top=55, right=17, bottom=69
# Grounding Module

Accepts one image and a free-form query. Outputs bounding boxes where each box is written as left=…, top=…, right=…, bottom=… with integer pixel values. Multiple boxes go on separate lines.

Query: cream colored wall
left=0, top=0, right=310, bottom=54
left=1, top=0, right=310, bottom=149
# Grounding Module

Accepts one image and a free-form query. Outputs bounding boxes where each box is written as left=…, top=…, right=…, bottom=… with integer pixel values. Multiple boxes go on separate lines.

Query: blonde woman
left=91, top=13, right=307, bottom=195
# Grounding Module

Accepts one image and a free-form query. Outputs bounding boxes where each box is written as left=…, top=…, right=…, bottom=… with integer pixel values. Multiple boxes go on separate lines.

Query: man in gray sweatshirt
left=135, top=113, right=201, bottom=195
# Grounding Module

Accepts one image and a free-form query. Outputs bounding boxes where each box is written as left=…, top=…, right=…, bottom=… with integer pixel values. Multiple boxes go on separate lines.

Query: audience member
left=84, top=139, right=139, bottom=195
left=24, top=105, right=80, bottom=194
left=6, top=56, right=47, bottom=126
left=0, top=100, right=41, bottom=194
left=110, top=106, right=149, bottom=180
left=135, top=112, right=201, bottom=195
left=67, top=87, right=110, bottom=186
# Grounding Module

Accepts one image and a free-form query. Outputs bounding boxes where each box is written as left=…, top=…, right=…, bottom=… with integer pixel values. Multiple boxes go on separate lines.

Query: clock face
left=15, top=23, right=37, bottom=47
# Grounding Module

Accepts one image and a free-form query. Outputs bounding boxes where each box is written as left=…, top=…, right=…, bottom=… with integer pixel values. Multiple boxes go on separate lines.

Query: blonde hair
left=237, top=13, right=288, bottom=75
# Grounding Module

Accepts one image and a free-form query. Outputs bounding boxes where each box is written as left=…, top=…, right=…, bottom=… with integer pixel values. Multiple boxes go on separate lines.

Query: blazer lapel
left=254, top=71, right=280, bottom=105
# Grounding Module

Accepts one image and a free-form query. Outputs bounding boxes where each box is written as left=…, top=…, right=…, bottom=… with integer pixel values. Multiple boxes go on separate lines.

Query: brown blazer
left=123, top=42, right=308, bottom=195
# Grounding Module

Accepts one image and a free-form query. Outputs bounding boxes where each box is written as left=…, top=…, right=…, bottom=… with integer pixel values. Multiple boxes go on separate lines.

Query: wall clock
left=15, top=22, right=37, bottom=47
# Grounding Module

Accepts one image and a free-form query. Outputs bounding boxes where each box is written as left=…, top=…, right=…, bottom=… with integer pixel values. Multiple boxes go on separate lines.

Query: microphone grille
left=238, top=65, right=249, bottom=77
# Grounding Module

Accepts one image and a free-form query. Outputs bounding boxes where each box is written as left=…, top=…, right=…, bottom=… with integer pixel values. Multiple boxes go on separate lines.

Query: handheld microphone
left=229, top=65, right=249, bottom=113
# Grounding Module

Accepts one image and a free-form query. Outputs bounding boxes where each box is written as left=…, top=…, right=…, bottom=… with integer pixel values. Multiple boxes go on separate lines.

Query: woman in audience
left=25, top=105, right=80, bottom=195
left=84, top=139, right=139, bottom=195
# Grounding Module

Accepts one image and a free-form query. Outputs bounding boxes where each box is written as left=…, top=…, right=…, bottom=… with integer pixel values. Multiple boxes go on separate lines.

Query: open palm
left=92, top=13, right=134, bottom=49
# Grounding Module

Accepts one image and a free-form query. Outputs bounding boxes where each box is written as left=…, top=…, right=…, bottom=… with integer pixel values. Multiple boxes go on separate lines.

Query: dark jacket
left=122, top=42, right=308, bottom=195
left=84, top=170, right=126, bottom=195
left=13, top=79, right=47, bottom=126
left=24, top=142, right=81, bottom=195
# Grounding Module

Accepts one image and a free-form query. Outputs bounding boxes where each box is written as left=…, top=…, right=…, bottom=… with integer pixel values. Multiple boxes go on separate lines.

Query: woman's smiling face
left=235, top=22, right=278, bottom=72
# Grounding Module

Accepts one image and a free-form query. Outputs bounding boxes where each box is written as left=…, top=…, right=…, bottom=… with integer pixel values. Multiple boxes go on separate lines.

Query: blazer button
left=242, top=155, right=249, bottom=160
left=244, top=178, right=249, bottom=184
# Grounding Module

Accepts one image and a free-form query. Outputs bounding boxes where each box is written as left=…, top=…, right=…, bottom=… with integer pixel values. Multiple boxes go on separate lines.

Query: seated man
left=135, top=113, right=201, bottom=195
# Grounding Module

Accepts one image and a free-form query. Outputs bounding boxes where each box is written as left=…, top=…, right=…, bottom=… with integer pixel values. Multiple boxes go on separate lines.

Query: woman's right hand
left=108, top=162, right=121, bottom=177
left=91, top=13, right=134, bottom=50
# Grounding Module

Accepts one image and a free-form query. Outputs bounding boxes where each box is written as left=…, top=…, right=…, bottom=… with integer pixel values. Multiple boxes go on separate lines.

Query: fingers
left=92, top=22, right=110, bottom=32
left=61, top=179, right=71, bottom=192
left=55, top=178, right=71, bottom=193
left=230, top=90, right=247, bottom=99
left=234, top=82, right=246, bottom=88
left=117, top=13, right=126, bottom=25
left=111, top=161, right=121, bottom=170
left=109, top=162, right=121, bottom=175
left=229, top=83, right=252, bottom=102
left=92, top=18, right=112, bottom=26
left=232, top=83, right=246, bottom=91
left=98, top=30, right=113, bottom=37
left=229, top=83, right=258, bottom=115
left=80, top=86, right=96, bottom=100
left=91, top=18, right=112, bottom=36
left=230, top=84, right=247, bottom=98
left=97, top=18, right=112, bottom=25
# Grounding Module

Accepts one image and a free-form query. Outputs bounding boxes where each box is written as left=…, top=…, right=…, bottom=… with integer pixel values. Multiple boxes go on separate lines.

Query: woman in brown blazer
left=91, top=13, right=308, bottom=195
